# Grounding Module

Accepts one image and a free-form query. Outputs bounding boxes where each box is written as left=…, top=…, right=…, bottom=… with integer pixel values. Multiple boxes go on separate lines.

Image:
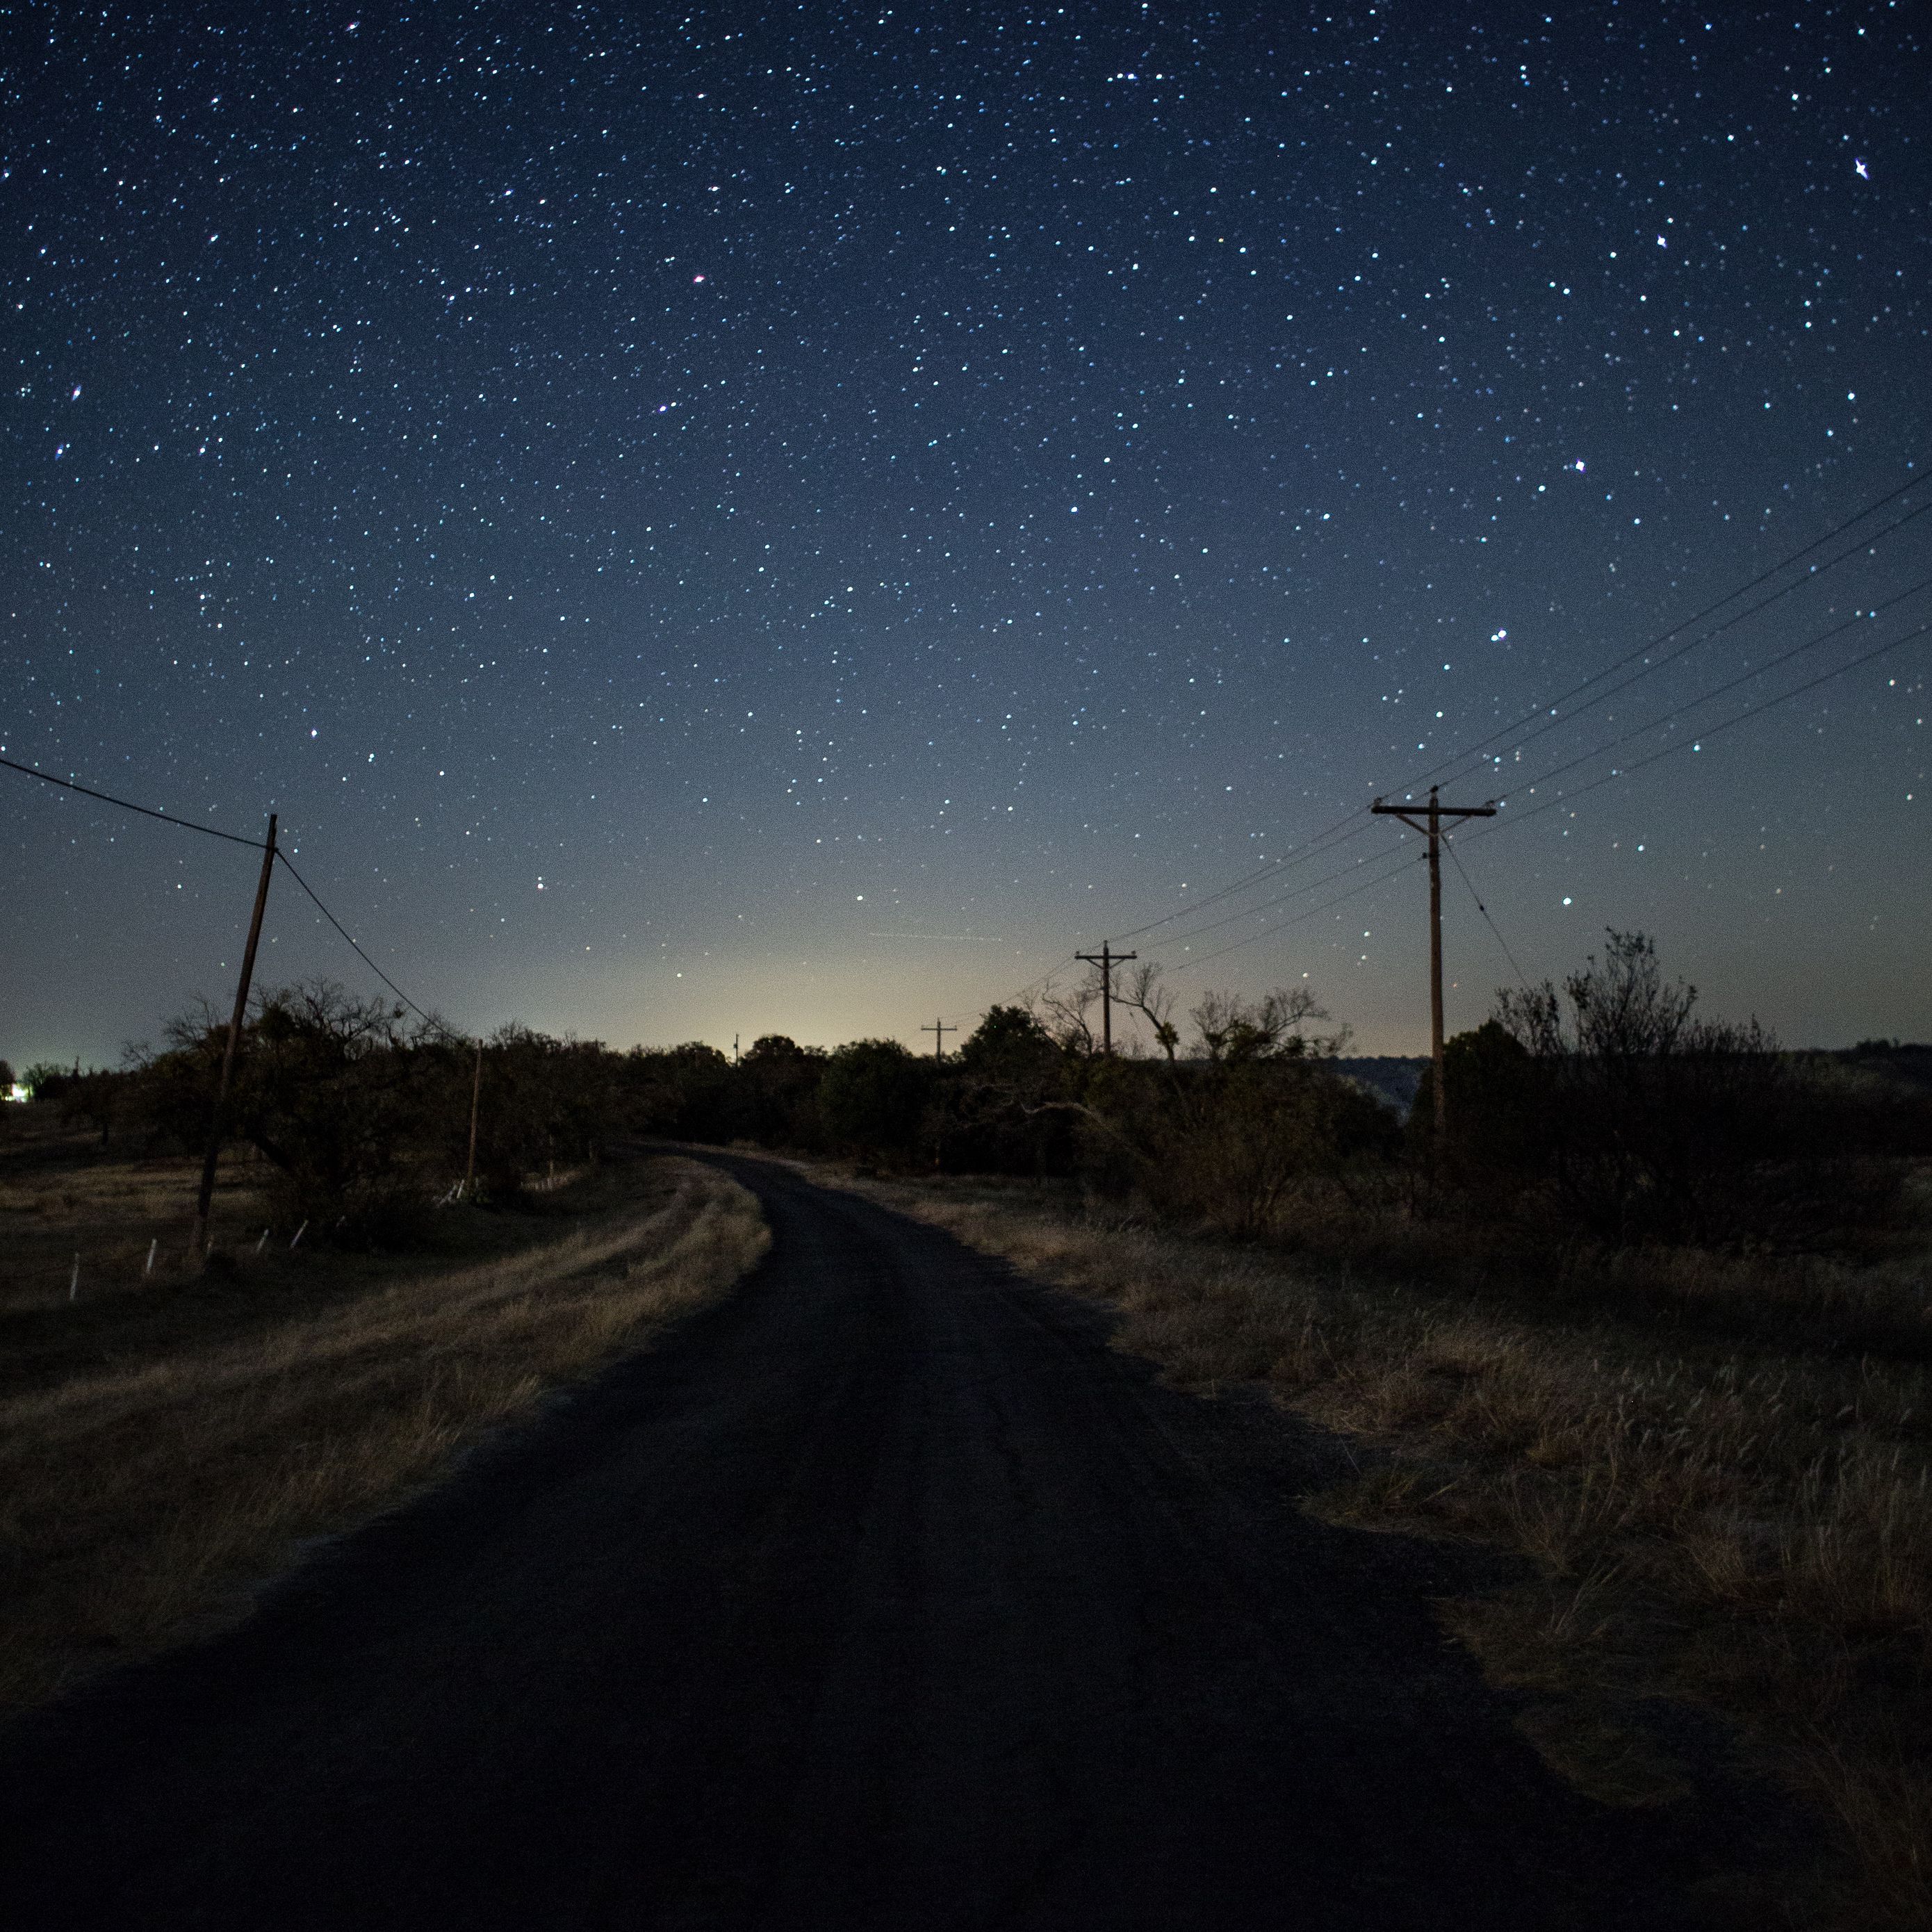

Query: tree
left=732, top=1034, right=828, bottom=1147
left=1188, top=986, right=1343, bottom=1064
left=1492, top=931, right=1782, bottom=1243
left=928, top=1006, right=1076, bottom=1175
left=819, top=1039, right=932, bottom=1161
left=957, top=1005, right=1059, bottom=1081
left=20, top=1061, right=73, bottom=1102
left=1028, top=974, right=1102, bottom=1058
left=1410, top=1020, right=1548, bottom=1205
left=624, top=1041, right=733, bottom=1139
left=1117, top=963, right=1180, bottom=1060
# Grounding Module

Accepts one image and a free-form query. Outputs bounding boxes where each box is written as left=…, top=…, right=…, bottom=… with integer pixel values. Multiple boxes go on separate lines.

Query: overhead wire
left=1380, top=464, right=1929, bottom=801
left=4, top=746, right=448, bottom=1034
left=1105, top=802, right=1374, bottom=943
left=1393, top=496, right=1932, bottom=805
left=1132, top=825, right=1391, bottom=953
left=1023, top=462, right=1928, bottom=996
left=1467, top=612, right=1932, bottom=846
left=1443, top=833, right=1532, bottom=993
left=1169, top=851, right=1426, bottom=976
left=1167, top=591, right=1932, bottom=992
left=1046, top=468, right=1929, bottom=999
left=274, top=849, right=441, bottom=1029
left=1489, top=575, right=1932, bottom=814
left=0, top=753, right=270, bottom=850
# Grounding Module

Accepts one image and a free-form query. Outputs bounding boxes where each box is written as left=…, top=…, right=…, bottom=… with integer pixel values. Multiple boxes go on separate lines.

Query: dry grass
left=0, top=1111, right=275, bottom=1314
left=825, top=1165, right=1932, bottom=1929
left=0, top=1154, right=767, bottom=1714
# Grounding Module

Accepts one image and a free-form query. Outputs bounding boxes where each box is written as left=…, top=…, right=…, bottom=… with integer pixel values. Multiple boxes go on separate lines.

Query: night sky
left=4, top=1, right=1927, bottom=1069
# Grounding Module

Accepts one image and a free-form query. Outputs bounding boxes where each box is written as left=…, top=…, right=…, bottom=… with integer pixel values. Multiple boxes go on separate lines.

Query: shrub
left=1491, top=931, right=1788, bottom=1244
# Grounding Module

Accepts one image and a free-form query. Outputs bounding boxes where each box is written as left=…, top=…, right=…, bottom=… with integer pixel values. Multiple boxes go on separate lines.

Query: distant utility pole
left=732, top=1033, right=740, bottom=1066
left=464, top=1036, right=483, bottom=1200
left=921, top=1017, right=958, bottom=1061
left=1074, top=942, right=1138, bottom=1056
left=1370, top=785, right=1496, bottom=1149
left=190, top=812, right=277, bottom=1259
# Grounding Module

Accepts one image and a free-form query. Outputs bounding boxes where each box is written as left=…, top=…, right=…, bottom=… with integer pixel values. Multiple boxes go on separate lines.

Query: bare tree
left=1029, top=972, right=1102, bottom=1057
left=1118, top=962, right=1180, bottom=1061
left=1188, top=985, right=1343, bottom=1064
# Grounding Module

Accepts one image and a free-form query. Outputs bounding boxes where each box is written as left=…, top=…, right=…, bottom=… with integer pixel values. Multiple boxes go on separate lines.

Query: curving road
left=0, top=1156, right=1737, bottom=1929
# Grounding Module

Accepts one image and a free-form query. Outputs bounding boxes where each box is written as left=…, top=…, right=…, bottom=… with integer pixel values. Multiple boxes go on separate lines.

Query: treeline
left=14, top=933, right=1931, bottom=1255
left=673, top=934, right=1932, bottom=1254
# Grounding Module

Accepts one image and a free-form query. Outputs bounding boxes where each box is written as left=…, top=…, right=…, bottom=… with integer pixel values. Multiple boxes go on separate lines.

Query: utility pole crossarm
left=1368, top=787, right=1496, bottom=1152
left=921, top=1017, right=958, bottom=1061
left=1371, top=799, right=1496, bottom=828
left=1073, top=943, right=1137, bottom=1056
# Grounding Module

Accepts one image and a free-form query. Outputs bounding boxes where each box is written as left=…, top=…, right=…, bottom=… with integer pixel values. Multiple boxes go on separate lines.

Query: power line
left=1074, top=463, right=1930, bottom=975
left=274, top=850, right=440, bottom=1028
left=0, top=753, right=269, bottom=850
left=883, top=473, right=1929, bottom=1034
left=1106, top=805, right=1374, bottom=943
left=1492, top=576, right=1932, bottom=813
left=1163, top=570, right=1932, bottom=981
left=1144, top=829, right=1390, bottom=952
left=1444, top=834, right=1531, bottom=993
left=1382, top=462, right=1929, bottom=800
left=1405, top=496, right=1932, bottom=803
left=1170, top=851, right=1426, bottom=976
left=1172, top=605, right=1931, bottom=989
left=1473, top=614, right=1931, bottom=844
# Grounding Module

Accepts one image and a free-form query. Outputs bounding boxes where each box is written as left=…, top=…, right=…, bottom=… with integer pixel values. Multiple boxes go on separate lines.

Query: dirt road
left=0, top=1156, right=1735, bottom=1928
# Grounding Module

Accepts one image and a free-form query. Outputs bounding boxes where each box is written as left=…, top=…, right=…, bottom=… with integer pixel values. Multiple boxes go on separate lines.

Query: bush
left=19, top=1061, right=74, bottom=1103
left=1489, top=931, right=1790, bottom=1245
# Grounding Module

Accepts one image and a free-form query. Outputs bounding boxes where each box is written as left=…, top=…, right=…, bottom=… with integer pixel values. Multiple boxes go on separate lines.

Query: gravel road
left=0, top=1154, right=1734, bottom=1929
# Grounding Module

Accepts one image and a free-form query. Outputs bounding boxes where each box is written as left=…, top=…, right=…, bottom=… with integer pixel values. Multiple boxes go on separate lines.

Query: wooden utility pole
left=464, top=1036, right=483, bottom=1199
left=1074, top=942, right=1138, bottom=1056
left=190, top=813, right=277, bottom=1258
left=1370, top=787, right=1496, bottom=1150
left=921, top=1017, right=958, bottom=1061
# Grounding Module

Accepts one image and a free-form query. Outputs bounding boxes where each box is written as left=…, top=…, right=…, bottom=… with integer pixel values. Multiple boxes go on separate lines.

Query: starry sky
left=3, top=1, right=1927, bottom=1067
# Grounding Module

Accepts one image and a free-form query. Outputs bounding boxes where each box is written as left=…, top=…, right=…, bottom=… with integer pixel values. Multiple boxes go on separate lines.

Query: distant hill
left=1333, top=1056, right=1427, bottom=1115
left=1328, top=1046, right=1931, bottom=1119
left=1808, top=1042, right=1932, bottom=1093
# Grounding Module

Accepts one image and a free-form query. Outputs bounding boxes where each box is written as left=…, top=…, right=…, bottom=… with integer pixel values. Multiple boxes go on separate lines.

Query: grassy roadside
left=823, top=1163, right=1932, bottom=1930
left=0, top=1154, right=768, bottom=1715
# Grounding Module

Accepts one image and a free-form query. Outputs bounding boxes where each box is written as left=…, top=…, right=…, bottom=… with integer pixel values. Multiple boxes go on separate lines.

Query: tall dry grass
left=833, top=1168, right=1932, bottom=1929
left=0, top=1156, right=767, bottom=1713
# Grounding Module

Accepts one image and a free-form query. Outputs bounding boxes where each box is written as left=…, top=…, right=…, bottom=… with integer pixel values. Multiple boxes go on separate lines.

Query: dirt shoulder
left=805, top=1161, right=1931, bottom=1932
left=0, top=1150, right=767, bottom=1712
